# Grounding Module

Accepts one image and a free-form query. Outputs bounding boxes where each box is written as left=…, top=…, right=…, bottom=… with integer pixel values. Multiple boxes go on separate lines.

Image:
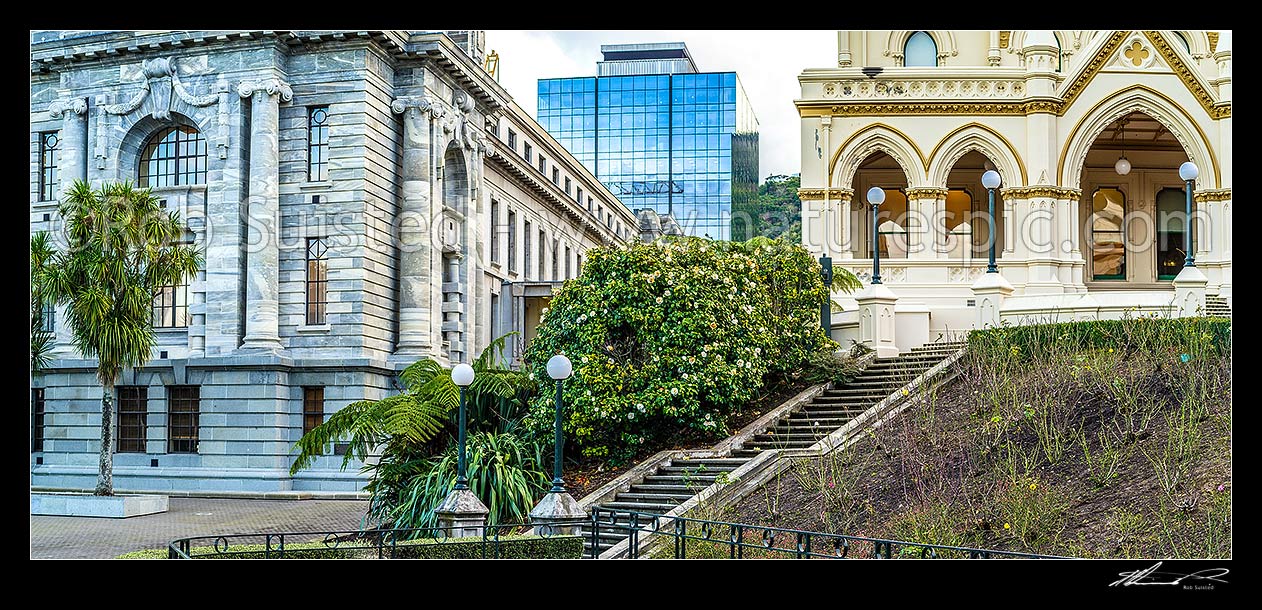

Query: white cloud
left=486, top=30, right=835, bottom=182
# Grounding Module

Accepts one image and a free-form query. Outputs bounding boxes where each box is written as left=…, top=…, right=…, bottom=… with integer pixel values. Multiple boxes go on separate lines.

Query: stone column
left=237, top=79, right=291, bottom=352
left=838, top=192, right=854, bottom=259
left=392, top=96, right=436, bottom=357
left=49, top=97, right=88, bottom=198
left=972, top=272, right=1013, bottom=329
left=856, top=283, right=898, bottom=358
left=906, top=188, right=946, bottom=260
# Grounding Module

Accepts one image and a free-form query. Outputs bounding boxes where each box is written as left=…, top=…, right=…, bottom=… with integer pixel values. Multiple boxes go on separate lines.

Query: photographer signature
left=1110, top=562, right=1229, bottom=587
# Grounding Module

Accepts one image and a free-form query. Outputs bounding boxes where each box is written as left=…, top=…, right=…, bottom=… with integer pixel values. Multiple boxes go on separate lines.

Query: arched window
left=1156, top=187, right=1187, bottom=280
left=1173, top=32, right=1191, bottom=54
left=944, top=188, right=974, bottom=260
left=904, top=32, right=938, bottom=67
left=138, top=126, right=206, bottom=188
left=1091, top=187, right=1127, bottom=280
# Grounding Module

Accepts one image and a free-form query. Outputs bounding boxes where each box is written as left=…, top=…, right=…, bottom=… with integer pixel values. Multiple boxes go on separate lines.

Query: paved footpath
left=31, top=497, right=370, bottom=558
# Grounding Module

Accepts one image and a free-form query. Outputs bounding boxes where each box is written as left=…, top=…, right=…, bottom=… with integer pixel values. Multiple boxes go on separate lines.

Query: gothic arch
left=884, top=31, right=957, bottom=66
left=1058, top=85, right=1219, bottom=189
left=927, top=123, right=1027, bottom=188
left=830, top=123, right=927, bottom=189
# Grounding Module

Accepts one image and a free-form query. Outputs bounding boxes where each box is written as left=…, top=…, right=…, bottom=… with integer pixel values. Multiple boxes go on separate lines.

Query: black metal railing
left=589, top=508, right=1065, bottom=559
left=166, top=520, right=588, bottom=559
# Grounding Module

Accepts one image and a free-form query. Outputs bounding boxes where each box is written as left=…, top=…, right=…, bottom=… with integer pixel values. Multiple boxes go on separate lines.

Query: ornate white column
left=906, top=187, right=946, bottom=260
left=48, top=97, right=88, bottom=198
left=237, top=78, right=291, bottom=351
left=392, top=96, right=436, bottom=357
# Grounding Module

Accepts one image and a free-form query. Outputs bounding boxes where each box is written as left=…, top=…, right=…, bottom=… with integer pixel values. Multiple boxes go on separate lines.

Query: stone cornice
left=486, top=149, right=624, bottom=246
left=1193, top=188, right=1231, bottom=203
left=1000, top=186, right=1082, bottom=200
left=796, top=30, right=1229, bottom=120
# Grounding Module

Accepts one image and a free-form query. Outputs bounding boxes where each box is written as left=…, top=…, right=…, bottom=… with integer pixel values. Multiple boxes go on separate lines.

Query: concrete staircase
left=579, top=341, right=965, bottom=557
left=1205, top=296, right=1231, bottom=318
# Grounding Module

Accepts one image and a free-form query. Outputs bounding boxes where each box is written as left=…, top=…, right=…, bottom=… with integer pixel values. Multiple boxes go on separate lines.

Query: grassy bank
left=731, top=317, right=1231, bottom=558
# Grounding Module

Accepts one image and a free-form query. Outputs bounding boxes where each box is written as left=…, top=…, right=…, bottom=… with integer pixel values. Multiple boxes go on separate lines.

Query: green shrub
left=118, top=535, right=583, bottom=559
left=523, top=237, right=853, bottom=465
left=370, top=430, right=550, bottom=530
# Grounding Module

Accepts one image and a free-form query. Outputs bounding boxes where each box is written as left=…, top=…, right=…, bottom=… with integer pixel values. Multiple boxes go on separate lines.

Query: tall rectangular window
left=508, top=210, right=518, bottom=273
left=302, top=387, right=324, bottom=436
left=31, top=388, right=45, bottom=453
left=306, top=237, right=328, bottom=324
left=538, top=156, right=547, bottom=174
left=152, top=283, right=189, bottom=328
left=524, top=221, right=533, bottom=279
left=588, top=197, right=594, bottom=213
left=564, top=176, right=571, bottom=194
left=308, top=106, right=330, bottom=181
left=576, top=187, right=583, bottom=204
left=489, top=292, right=501, bottom=343
left=508, top=129, right=517, bottom=151
left=167, top=386, right=200, bottom=454
left=577, top=252, right=583, bottom=274
left=565, top=244, right=572, bottom=278
left=552, top=238, right=559, bottom=279
left=39, top=131, right=60, bottom=201
left=490, top=199, right=500, bottom=264
left=524, top=143, right=533, bottom=163
left=117, top=386, right=148, bottom=453
left=538, top=229, right=546, bottom=280
left=553, top=167, right=560, bottom=185
left=39, top=302, right=55, bottom=333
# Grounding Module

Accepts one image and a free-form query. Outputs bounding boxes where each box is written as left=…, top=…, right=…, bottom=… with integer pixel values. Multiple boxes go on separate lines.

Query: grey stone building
left=29, top=30, right=637, bottom=494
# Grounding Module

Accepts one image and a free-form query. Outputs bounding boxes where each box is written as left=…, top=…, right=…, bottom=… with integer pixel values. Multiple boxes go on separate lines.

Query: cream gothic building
left=798, top=30, right=1231, bottom=352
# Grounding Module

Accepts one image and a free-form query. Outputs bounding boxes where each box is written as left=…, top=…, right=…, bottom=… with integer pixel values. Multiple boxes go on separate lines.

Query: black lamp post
left=545, top=354, right=573, bottom=494
left=819, top=255, right=833, bottom=339
left=866, top=186, right=885, bottom=284
left=981, top=170, right=1002, bottom=273
left=1179, top=161, right=1199, bottom=267
left=451, top=363, right=475, bottom=490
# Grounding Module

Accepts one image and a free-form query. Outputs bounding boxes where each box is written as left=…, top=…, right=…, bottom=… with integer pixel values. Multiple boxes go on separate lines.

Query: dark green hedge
left=118, top=534, right=584, bottom=559
left=967, top=317, right=1231, bottom=359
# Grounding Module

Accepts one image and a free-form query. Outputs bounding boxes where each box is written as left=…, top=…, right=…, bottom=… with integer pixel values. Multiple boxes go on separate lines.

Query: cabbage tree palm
left=42, top=180, right=202, bottom=495
left=31, top=232, right=56, bottom=373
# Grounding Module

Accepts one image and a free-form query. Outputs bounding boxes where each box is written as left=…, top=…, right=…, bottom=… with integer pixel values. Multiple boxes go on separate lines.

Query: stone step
left=657, top=465, right=739, bottom=475
left=601, top=501, right=676, bottom=512
left=796, top=410, right=869, bottom=419
left=615, top=491, right=695, bottom=503
left=744, top=441, right=816, bottom=450
left=812, top=395, right=887, bottom=404
left=641, top=475, right=718, bottom=486
left=669, top=458, right=750, bottom=467
left=779, top=414, right=861, bottom=424
left=754, top=431, right=831, bottom=440
left=628, top=484, right=695, bottom=494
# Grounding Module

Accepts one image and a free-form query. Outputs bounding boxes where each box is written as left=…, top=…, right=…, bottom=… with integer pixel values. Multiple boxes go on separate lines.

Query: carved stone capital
left=906, top=187, right=950, bottom=200
left=797, top=187, right=853, bottom=202
left=1193, top=188, right=1231, bottom=203
left=1000, top=186, right=1081, bottom=200
left=49, top=97, right=88, bottom=119
left=237, top=78, right=293, bottom=102
left=391, top=95, right=433, bottom=115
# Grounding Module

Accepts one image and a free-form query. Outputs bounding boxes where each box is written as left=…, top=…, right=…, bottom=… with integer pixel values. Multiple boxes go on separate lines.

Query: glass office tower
left=538, top=43, right=759, bottom=240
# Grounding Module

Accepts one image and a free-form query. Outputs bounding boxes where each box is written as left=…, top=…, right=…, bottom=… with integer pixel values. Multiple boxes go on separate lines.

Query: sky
left=485, top=30, right=836, bottom=182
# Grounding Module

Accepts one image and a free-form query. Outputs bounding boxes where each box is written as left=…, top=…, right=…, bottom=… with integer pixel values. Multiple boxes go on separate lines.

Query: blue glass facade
left=539, top=72, right=759, bottom=240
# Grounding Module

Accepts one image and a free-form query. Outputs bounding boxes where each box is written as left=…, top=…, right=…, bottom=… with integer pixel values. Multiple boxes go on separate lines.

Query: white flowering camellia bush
left=524, top=236, right=857, bottom=465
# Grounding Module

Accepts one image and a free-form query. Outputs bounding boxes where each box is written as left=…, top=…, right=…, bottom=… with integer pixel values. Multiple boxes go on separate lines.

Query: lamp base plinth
left=435, top=488, right=489, bottom=538
left=529, top=491, right=588, bottom=537
left=1172, top=266, right=1209, bottom=318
